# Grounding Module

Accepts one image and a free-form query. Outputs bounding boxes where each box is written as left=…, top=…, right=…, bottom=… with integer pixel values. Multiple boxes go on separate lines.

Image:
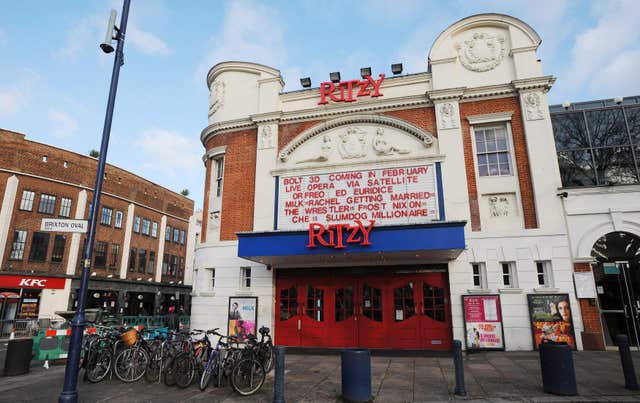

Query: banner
left=462, top=295, right=504, bottom=350
left=527, top=294, right=576, bottom=350
left=228, top=297, right=258, bottom=341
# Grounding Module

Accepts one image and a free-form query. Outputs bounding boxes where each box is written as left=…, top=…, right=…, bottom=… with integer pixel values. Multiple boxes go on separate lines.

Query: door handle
left=297, top=319, right=301, bottom=331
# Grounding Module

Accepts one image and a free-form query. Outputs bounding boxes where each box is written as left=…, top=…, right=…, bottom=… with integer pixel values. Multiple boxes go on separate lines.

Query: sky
left=1, top=0, right=639, bottom=211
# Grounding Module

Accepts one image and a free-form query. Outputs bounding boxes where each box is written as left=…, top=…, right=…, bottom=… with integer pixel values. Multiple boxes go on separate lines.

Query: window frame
left=100, top=206, right=113, bottom=226
left=94, top=241, right=107, bottom=268
left=215, top=157, right=224, bottom=197
left=471, top=262, right=487, bottom=289
left=148, top=251, right=155, bottom=274
left=133, top=216, right=141, bottom=233
left=210, top=268, right=216, bottom=289
left=536, top=260, right=554, bottom=287
left=500, top=261, right=518, bottom=288
left=59, top=197, right=72, bottom=218
left=114, top=211, right=124, bottom=229
left=151, top=222, right=158, bottom=238
left=38, top=194, right=57, bottom=215
left=29, top=232, right=50, bottom=262
left=141, top=218, right=151, bottom=236
left=51, top=234, right=66, bottom=263
left=165, top=226, right=172, bottom=241
left=9, top=230, right=28, bottom=260
left=110, top=243, right=120, bottom=269
left=128, top=248, right=137, bottom=272
left=19, top=190, right=36, bottom=211
left=138, top=249, right=147, bottom=273
left=241, top=267, right=252, bottom=288
left=472, top=124, right=514, bottom=178
left=180, top=230, right=185, bottom=245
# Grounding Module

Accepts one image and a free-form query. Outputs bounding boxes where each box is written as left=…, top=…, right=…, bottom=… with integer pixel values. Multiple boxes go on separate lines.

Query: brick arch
left=278, top=114, right=436, bottom=162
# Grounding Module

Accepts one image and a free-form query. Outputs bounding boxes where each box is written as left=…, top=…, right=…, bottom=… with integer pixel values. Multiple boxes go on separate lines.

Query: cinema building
left=0, top=130, right=196, bottom=322
left=192, top=14, right=583, bottom=350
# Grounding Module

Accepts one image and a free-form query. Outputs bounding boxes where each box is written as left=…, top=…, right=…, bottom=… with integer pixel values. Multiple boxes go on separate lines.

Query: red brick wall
left=382, top=107, right=437, bottom=136
left=574, top=263, right=602, bottom=333
left=205, top=128, right=258, bottom=241
left=459, top=97, right=538, bottom=231
left=278, top=120, right=324, bottom=154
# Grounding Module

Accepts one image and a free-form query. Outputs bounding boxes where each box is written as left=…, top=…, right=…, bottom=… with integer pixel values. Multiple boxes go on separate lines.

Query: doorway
left=592, top=232, right=640, bottom=346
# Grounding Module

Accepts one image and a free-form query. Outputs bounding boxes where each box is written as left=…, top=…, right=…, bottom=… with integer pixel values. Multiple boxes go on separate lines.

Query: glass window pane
left=557, top=149, right=597, bottom=187
left=476, top=141, right=486, bottom=153
left=488, top=164, right=499, bottom=176
left=494, top=127, right=506, bottom=140
left=498, top=152, right=509, bottom=163
left=485, top=129, right=495, bottom=141
left=626, top=106, right=640, bottom=145
left=593, top=147, right=639, bottom=185
left=496, top=137, right=508, bottom=150
left=487, top=154, right=498, bottom=164
left=552, top=112, right=589, bottom=151
left=475, top=131, right=484, bottom=143
left=486, top=141, right=497, bottom=152
left=499, top=163, right=511, bottom=175
left=586, top=109, right=628, bottom=147
left=478, top=154, right=488, bottom=164
left=478, top=165, right=488, bottom=176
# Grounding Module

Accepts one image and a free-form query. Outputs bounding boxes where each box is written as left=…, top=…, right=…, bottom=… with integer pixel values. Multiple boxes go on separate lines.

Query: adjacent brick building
left=0, top=129, right=196, bottom=320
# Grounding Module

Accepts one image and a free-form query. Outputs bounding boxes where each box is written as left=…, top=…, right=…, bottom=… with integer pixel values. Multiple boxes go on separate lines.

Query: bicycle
left=113, top=327, right=150, bottom=383
left=82, top=325, right=125, bottom=383
left=256, top=326, right=274, bottom=373
left=230, top=333, right=266, bottom=396
left=171, top=329, right=210, bottom=388
left=199, top=328, right=228, bottom=391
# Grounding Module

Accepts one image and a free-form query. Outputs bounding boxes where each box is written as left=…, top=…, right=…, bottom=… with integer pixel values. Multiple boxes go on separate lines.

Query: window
left=471, top=262, right=487, bottom=289
left=148, top=251, right=155, bottom=274
left=536, top=261, right=553, bottom=287
left=10, top=230, right=27, bottom=260
left=215, top=157, right=224, bottom=197
left=165, top=226, right=171, bottom=241
left=162, top=253, right=169, bottom=275
left=38, top=194, right=56, bottom=215
left=19, top=190, right=35, bottom=211
left=129, top=248, right=137, bottom=272
left=180, top=230, right=185, bottom=245
left=100, top=207, right=113, bottom=226
left=142, top=219, right=150, bottom=235
left=29, top=232, right=50, bottom=262
left=94, top=241, right=107, bottom=267
left=138, top=249, right=146, bottom=273
left=169, top=255, right=177, bottom=276
left=475, top=125, right=512, bottom=177
left=173, top=228, right=179, bottom=243
left=178, top=257, right=184, bottom=278
left=51, top=235, right=66, bottom=263
left=241, top=267, right=251, bottom=288
left=501, top=262, right=518, bottom=288
left=114, top=211, right=123, bottom=228
left=151, top=222, right=158, bottom=238
left=59, top=197, right=72, bottom=218
left=133, top=216, right=141, bottom=233
left=110, top=243, right=120, bottom=269
left=211, top=268, right=216, bottom=289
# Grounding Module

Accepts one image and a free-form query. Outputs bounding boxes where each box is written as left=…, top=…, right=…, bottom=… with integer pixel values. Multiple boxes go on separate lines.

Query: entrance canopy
left=237, top=221, right=466, bottom=268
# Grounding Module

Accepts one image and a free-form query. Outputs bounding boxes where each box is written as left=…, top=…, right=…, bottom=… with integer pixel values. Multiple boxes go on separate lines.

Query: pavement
left=1, top=346, right=640, bottom=402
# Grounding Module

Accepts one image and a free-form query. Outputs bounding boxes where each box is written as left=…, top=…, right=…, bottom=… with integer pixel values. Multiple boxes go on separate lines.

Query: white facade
left=193, top=14, right=582, bottom=350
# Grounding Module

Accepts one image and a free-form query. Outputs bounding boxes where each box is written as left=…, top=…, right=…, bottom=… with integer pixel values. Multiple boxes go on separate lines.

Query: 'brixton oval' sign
left=40, top=218, right=88, bottom=233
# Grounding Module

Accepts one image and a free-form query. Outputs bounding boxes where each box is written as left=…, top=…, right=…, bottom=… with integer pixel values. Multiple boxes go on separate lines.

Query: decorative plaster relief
left=296, top=135, right=333, bottom=164
left=439, top=103, right=459, bottom=129
left=523, top=92, right=544, bottom=121
left=455, top=32, right=505, bottom=72
left=372, top=128, right=410, bottom=155
left=488, top=194, right=511, bottom=217
left=258, top=125, right=275, bottom=149
left=208, top=81, right=226, bottom=117
left=338, top=127, right=367, bottom=159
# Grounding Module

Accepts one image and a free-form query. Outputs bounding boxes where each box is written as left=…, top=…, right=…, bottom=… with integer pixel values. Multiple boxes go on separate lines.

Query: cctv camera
left=614, top=96, right=623, bottom=105
left=100, top=9, right=117, bottom=54
left=562, top=101, right=571, bottom=110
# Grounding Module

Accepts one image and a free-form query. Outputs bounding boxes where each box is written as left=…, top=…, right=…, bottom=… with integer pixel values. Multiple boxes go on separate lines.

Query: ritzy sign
left=318, top=74, right=384, bottom=105
left=307, top=220, right=375, bottom=249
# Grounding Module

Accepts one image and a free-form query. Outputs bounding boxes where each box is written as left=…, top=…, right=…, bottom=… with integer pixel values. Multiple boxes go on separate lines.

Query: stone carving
left=338, top=127, right=367, bottom=159
left=488, top=195, right=510, bottom=217
left=296, top=135, right=333, bottom=164
left=208, top=81, right=225, bottom=117
left=258, top=125, right=275, bottom=149
left=208, top=210, right=220, bottom=231
left=372, top=128, right=410, bottom=155
left=455, top=32, right=505, bottom=72
left=524, top=92, right=544, bottom=121
left=439, top=103, right=459, bottom=129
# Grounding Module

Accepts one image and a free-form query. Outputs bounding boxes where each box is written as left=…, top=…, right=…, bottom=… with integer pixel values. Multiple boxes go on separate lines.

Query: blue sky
left=1, top=1, right=639, bottom=211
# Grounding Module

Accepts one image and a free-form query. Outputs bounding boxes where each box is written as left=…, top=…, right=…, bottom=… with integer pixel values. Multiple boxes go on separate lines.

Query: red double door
left=275, top=271, right=452, bottom=350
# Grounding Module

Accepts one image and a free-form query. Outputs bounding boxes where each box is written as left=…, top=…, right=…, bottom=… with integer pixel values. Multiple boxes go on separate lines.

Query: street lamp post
left=59, top=1, right=130, bottom=401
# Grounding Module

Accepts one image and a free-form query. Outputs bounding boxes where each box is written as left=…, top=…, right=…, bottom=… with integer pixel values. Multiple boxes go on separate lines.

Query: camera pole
left=58, top=1, right=130, bottom=401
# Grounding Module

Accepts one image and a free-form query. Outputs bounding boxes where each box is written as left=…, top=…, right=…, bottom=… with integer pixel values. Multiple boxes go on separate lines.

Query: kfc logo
left=19, top=278, right=47, bottom=287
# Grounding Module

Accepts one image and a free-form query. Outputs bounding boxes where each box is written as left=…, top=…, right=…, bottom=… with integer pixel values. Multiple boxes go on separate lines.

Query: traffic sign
left=40, top=218, right=88, bottom=233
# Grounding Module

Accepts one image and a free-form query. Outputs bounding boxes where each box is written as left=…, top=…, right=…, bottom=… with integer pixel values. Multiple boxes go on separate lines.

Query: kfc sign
left=307, top=220, right=375, bottom=249
left=0, top=275, right=66, bottom=289
left=318, top=74, right=384, bottom=105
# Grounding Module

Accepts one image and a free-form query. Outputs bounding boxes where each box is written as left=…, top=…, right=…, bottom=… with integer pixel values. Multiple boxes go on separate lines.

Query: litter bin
left=538, top=341, right=577, bottom=395
left=4, top=338, right=33, bottom=376
left=341, top=348, right=371, bottom=403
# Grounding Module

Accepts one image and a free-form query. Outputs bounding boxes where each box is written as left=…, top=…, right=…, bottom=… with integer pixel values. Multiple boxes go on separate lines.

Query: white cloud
left=195, top=0, right=286, bottom=83
left=134, top=128, right=202, bottom=179
left=0, top=69, right=39, bottom=118
left=128, top=25, right=170, bottom=55
left=48, top=110, right=79, bottom=138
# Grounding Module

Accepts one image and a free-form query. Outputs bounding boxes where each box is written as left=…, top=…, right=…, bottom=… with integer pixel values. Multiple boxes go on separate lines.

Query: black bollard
left=453, top=340, right=467, bottom=396
left=616, top=334, right=639, bottom=390
left=273, top=345, right=286, bottom=403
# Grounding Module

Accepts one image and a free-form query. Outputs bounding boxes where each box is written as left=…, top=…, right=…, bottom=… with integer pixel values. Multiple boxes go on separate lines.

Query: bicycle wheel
left=261, top=343, right=275, bottom=373
left=144, top=342, right=162, bottom=383
left=163, top=355, right=177, bottom=386
left=215, top=353, right=225, bottom=387
left=86, top=346, right=112, bottom=383
left=172, top=352, right=195, bottom=388
left=114, top=346, right=149, bottom=383
left=230, top=358, right=265, bottom=396
left=199, top=357, right=215, bottom=391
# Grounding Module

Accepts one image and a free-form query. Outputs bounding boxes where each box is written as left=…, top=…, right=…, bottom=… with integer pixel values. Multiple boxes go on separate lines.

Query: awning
left=237, top=221, right=466, bottom=268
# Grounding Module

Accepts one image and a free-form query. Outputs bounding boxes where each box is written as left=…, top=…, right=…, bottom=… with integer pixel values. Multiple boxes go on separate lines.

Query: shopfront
left=0, top=275, right=66, bottom=320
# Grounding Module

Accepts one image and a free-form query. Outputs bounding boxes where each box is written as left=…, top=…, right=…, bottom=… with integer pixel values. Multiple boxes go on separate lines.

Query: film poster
left=527, top=294, right=576, bottom=350
left=228, top=297, right=258, bottom=341
left=463, top=295, right=504, bottom=350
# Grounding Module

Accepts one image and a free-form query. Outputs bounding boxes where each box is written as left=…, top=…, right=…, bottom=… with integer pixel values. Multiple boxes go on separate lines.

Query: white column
left=183, top=214, right=196, bottom=285
left=66, top=189, right=88, bottom=275
left=0, top=175, right=18, bottom=265
left=155, top=215, right=167, bottom=282
left=119, top=203, right=135, bottom=278
left=252, top=122, right=279, bottom=231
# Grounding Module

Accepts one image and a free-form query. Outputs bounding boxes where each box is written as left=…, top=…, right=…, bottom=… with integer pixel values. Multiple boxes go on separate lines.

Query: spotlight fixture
left=562, top=101, right=571, bottom=110
left=614, top=96, right=623, bottom=105
left=360, top=67, right=372, bottom=78
left=329, top=71, right=341, bottom=83
left=391, top=63, right=403, bottom=75
left=300, top=77, right=311, bottom=88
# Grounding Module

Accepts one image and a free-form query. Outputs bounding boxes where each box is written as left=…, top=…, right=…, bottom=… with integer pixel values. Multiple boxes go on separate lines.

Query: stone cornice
left=202, top=145, right=227, bottom=163
left=250, top=112, right=283, bottom=124
left=461, top=83, right=516, bottom=100
left=427, top=87, right=466, bottom=102
left=200, top=118, right=255, bottom=145
left=509, top=45, right=538, bottom=55
left=429, top=56, right=457, bottom=65
left=511, top=75, right=556, bottom=92
left=206, top=61, right=282, bottom=89
left=466, top=111, right=514, bottom=125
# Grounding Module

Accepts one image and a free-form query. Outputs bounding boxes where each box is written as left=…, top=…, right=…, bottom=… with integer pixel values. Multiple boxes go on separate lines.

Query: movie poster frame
left=527, top=293, right=577, bottom=351
left=461, top=294, right=506, bottom=351
left=227, top=296, right=259, bottom=340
